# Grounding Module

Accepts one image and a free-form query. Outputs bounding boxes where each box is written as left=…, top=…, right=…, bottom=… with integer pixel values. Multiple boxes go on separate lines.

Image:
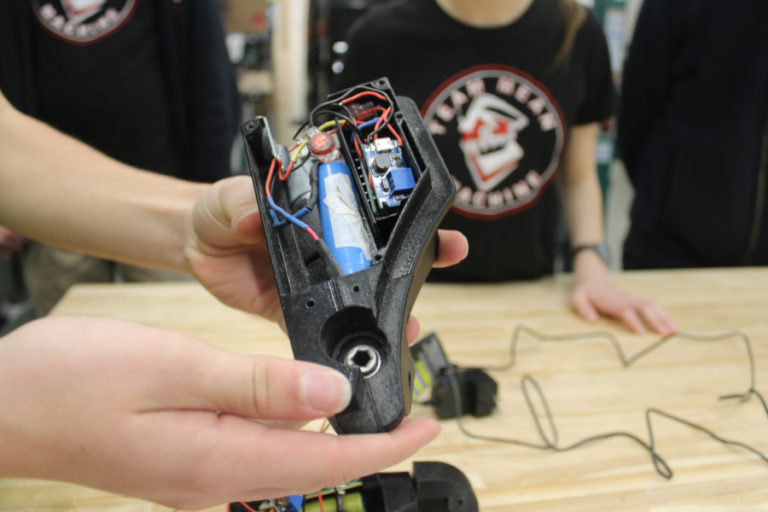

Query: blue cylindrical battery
left=317, top=160, right=372, bottom=275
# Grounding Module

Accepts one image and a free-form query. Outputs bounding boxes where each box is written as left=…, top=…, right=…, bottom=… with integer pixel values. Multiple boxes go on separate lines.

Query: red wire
left=278, top=159, right=294, bottom=181
left=373, top=106, right=391, bottom=133
left=369, top=106, right=402, bottom=145
left=306, top=227, right=319, bottom=241
left=317, top=490, right=326, bottom=512
left=387, top=123, right=403, bottom=146
left=265, top=158, right=281, bottom=196
left=238, top=502, right=260, bottom=512
left=339, top=90, right=387, bottom=105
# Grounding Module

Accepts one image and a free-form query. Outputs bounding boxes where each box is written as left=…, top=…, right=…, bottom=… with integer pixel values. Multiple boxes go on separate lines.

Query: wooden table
left=2, top=268, right=767, bottom=511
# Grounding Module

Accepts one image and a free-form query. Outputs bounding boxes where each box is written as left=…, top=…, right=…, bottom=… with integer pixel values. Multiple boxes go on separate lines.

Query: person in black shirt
left=337, top=0, right=675, bottom=334
left=0, top=0, right=241, bottom=315
left=619, top=0, right=768, bottom=269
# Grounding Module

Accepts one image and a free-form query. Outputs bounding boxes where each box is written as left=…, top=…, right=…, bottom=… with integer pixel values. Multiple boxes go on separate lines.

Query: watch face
left=575, top=244, right=611, bottom=264
left=595, top=244, right=610, bottom=263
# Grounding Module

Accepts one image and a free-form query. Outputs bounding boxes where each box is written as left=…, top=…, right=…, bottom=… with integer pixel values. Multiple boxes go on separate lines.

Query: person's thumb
left=191, top=175, right=262, bottom=248
left=195, top=353, right=352, bottom=421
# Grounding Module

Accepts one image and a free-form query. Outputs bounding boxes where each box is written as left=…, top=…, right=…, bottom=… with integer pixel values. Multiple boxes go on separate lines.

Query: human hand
left=570, top=251, right=676, bottom=335
left=0, top=225, right=23, bottom=259
left=184, top=176, right=468, bottom=324
left=0, top=317, right=440, bottom=510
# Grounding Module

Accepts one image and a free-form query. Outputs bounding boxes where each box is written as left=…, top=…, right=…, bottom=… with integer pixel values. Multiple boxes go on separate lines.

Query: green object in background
left=303, top=491, right=365, bottom=512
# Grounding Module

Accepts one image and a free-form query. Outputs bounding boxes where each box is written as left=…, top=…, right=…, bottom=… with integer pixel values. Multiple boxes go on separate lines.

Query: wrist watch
left=572, top=243, right=611, bottom=265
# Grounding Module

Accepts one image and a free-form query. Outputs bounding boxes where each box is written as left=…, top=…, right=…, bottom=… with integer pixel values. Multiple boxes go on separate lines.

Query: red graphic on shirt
left=458, top=93, right=529, bottom=192
left=61, top=0, right=104, bottom=20
left=422, top=65, right=566, bottom=219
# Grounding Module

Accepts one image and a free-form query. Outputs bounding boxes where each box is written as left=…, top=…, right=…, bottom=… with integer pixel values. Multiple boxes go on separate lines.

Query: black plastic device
left=229, top=461, right=479, bottom=512
left=411, top=333, right=497, bottom=420
left=240, top=78, right=455, bottom=434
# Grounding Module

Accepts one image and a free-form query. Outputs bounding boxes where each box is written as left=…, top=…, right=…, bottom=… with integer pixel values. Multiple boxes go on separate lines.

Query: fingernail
left=233, top=207, right=259, bottom=226
left=300, top=369, right=352, bottom=414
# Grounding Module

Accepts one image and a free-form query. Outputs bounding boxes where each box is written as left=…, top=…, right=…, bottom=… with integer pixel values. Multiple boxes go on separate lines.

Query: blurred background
left=0, top=0, right=645, bottom=335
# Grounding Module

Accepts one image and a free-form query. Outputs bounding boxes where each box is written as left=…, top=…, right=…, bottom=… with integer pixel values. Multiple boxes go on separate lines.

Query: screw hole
left=352, top=350, right=371, bottom=367
left=344, top=344, right=381, bottom=377
left=306, top=299, right=315, bottom=308
left=352, top=284, right=361, bottom=292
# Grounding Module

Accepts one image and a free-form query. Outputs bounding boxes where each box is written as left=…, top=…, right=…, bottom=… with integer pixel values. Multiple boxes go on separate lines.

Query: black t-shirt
left=336, top=0, right=614, bottom=281
left=32, top=0, right=176, bottom=175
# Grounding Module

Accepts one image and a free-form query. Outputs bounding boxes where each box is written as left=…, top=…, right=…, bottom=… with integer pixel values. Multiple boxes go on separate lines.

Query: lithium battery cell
left=317, top=160, right=372, bottom=275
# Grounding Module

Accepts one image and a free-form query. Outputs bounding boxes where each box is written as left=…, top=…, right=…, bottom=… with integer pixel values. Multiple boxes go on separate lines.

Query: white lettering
left=488, top=191, right=504, bottom=208
left=513, top=180, right=531, bottom=198
left=466, top=78, right=485, bottom=97
left=528, top=98, right=546, bottom=116
left=538, top=112, right=556, bottom=132
left=526, top=170, right=542, bottom=188
left=496, top=77, right=516, bottom=96
left=457, top=186, right=473, bottom=204
left=429, top=120, right=446, bottom=136
left=40, top=4, right=56, bottom=20
left=471, top=190, right=487, bottom=208
left=514, top=84, right=532, bottom=103
left=437, top=103, right=455, bottom=122
left=450, top=90, right=469, bottom=110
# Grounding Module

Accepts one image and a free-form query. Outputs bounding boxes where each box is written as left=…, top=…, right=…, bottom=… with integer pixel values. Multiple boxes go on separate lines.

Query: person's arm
left=0, top=89, right=204, bottom=272
left=0, top=89, right=468, bottom=321
left=562, top=123, right=675, bottom=335
left=0, top=316, right=440, bottom=509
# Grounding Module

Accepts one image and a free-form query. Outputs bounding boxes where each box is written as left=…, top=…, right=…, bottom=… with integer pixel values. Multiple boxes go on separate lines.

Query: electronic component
left=317, top=160, right=373, bottom=275
left=240, top=78, right=455, bottom=434
left=362, top=138, right=415, bottom=211
left=229, top=461, right=479, bottom=512
left=411, top=333, right=497, bottom=419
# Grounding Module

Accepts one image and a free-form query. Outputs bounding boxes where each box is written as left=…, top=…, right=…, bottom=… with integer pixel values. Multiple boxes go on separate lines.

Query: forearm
left=560, top=123, right=611, bottom=282
left=562, top=170, right=604, bottom=248
left=0, top=92, right=206, bottom=273
left=562, top=124, right=605, bottom=249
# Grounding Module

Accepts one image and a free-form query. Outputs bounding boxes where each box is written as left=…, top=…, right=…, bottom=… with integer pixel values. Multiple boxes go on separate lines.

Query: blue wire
left=267, top=196, right=312, bottom=231
left=351, top=116, right=382, bottom=146
left=356, top=116, right=380, bottom=131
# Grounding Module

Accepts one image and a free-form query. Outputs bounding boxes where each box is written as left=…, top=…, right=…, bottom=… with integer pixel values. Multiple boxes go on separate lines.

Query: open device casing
left=240, top=78, right=455, bottom=434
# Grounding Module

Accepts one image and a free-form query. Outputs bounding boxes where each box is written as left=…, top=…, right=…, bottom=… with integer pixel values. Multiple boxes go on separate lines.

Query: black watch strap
left=572, top=243, right=611, bottom=265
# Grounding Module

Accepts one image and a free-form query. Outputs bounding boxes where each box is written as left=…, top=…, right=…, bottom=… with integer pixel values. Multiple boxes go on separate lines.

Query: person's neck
left=435, top=0, right=534, bottom=28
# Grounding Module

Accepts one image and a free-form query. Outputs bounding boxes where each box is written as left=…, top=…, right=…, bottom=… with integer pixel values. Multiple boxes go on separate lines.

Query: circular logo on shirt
left=32, top=0, right=137, bottom=44
left=422, top=65, right=566, bottom=219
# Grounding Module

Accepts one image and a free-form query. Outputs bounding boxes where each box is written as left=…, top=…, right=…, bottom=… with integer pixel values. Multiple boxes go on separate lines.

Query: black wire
left=445, top=326, right=768, bottom=479
left=296, top=84, right=396, bottom=140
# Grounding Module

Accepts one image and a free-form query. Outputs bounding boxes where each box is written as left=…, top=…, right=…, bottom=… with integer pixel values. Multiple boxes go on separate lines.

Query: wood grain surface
left=1, top=267, right=767, bottom=511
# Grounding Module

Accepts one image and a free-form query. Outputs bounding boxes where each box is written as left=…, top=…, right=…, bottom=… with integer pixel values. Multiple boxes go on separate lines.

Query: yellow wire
left=291, top=140, right=309, bottom=162
left=318, top=119, right=347, bottom=131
